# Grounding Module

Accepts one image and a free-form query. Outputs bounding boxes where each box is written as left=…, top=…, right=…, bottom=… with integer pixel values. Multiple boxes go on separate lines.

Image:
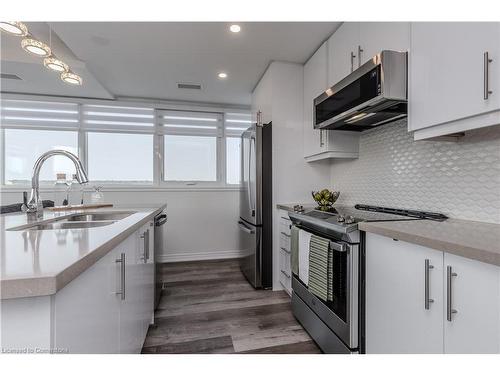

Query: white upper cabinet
left=443, top=253, right=500, bottom=354
left=409, top=22, right=500, bottom=139
left=327, top=22, right=410, bottom=87
left=303, top=42, right=359, bottom=161
left=358, top=22, right=410, bottom=66
left=251, top=68, right=273, bottom=125
left=327, top=22, right=360, bottom=87
left=303, top=42, right=328, bottom=158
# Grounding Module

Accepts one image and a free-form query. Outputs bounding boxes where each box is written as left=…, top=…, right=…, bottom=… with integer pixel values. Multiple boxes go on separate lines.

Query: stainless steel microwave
left=313, top=50, right=408, bottom=131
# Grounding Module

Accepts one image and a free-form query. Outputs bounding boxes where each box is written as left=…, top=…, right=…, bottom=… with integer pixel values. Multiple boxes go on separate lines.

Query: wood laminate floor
left=141, top=259, right=321, bottom=354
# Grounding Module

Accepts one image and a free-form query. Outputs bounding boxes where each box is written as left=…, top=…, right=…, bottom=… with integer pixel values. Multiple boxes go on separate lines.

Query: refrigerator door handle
left=238, top=220, right=255, bottom=234
left=248, top=136, right=256, bottom=217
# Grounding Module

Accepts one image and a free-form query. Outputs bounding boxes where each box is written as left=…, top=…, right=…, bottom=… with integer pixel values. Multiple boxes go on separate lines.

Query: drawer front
left=279, top=248, right=292, bottom=294
left=280, top=233, right=291, bottom=252
left=280, top=219, right=291, bottom=236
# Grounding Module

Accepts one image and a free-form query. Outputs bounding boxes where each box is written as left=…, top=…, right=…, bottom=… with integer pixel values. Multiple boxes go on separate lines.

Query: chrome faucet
left=27, top=150, right=89, bottom=216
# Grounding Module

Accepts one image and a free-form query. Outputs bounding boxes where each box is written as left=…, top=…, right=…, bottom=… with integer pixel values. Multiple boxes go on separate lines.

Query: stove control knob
left=337, top=215, right=345, bottom=223
left=345, top=215, right=355, bottom=224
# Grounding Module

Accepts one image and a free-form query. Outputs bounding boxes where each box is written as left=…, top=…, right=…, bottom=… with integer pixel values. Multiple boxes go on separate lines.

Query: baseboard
left=156, top=250, right=245, bottom=263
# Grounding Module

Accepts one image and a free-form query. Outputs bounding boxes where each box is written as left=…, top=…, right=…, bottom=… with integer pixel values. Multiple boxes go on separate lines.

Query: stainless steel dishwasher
left=154, top=209, right=168, bottom=310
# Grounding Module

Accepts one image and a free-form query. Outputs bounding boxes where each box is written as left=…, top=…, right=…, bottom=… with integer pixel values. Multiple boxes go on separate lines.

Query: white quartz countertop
left=0, top=204, right=166, bottom=299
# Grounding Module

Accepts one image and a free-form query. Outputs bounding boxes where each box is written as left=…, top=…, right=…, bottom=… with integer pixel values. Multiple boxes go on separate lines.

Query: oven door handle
left=292, top=224, right=348, bottom=253
left=329, top=241, right=347, bottom=252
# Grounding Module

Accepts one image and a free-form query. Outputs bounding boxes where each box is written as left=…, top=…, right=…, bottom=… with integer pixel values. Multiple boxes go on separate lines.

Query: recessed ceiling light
left=21, top=38, right=51, bottom=57
left=0, top=21, right=28, bottom=36
left=218, top=72, right=228, bottom=79
left=229, top=24, right=241, bottom=33
left=61, top=71, right=82, bottom=85
left=43, top=56, right=69, bottom=73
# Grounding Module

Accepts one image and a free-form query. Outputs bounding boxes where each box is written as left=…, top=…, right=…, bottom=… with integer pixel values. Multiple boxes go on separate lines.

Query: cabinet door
left=303, top=42, right=328, bottom=158
left=358, top=22, right=409, bottom=66
left=118, top=232, right=143, bottom=354
left=327, top=22, right=359, bottom=87
left=443, top=253, right=500, bottom=353
left=365, top=233, right=444, bottom=353
left=251, top=68, right=273, bottom=125
left=54, top=247, right=120, bottom=353
left=409, top=22, right=500, bottom=132
left=141, top=221, right=155, bottom=328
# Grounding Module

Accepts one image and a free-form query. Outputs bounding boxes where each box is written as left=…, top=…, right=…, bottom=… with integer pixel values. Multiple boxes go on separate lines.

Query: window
left=164, top=135, right=217, bottom=181
left=1, top=99, right=80, bottom=184
left=87, top=132, right=154, bottom=183
left=4, top=129, right=78, bottom=184
left=224, top=113, right=251, bottom=185
left=1, top=97, right=249, bottom=188
left=82, top=104, right=155, bottom=183
left=158, top=110, right=222, bottom=184
left=225, top=137, right=241, bottom=185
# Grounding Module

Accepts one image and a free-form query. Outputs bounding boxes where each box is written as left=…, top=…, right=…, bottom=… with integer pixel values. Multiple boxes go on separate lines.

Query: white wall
left=0, top=189, right=242, bottom=262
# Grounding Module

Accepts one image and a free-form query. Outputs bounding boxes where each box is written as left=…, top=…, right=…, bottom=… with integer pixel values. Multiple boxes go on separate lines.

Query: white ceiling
left=1, top=22, right=341, bottom=106
left=0, top=22, right=113, bottom=99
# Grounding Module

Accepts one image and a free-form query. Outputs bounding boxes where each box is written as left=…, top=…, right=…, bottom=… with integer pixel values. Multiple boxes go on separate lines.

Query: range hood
left=313, top=50, right=407, bottom=131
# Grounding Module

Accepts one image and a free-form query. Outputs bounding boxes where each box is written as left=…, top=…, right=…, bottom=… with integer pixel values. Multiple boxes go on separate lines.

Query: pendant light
left=61, top=71, right=82, bottom=85
left=0, top=21, right=28, bottom=36
left=43, top=30, right=69, bottom=73
left=44, top=57, right=69, bottom=72
left=21, top=37, right=51, bottom=57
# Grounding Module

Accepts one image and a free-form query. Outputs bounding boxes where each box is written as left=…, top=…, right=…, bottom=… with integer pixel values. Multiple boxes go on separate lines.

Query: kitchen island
left=0, top=204, right=166, bottom=354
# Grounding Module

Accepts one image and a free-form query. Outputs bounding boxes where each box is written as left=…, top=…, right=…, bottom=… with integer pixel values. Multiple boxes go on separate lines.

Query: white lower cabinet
left=278, top=212, right=292, bottom=295
left=366, top=233, right=500, bottom=354
left=54, top=246, right=121, bottom=353
left=4, top=222, right=156, bottom=354
left=443, top=253, right=500, bottom=353
left=365, top=233, right=444, bottom=353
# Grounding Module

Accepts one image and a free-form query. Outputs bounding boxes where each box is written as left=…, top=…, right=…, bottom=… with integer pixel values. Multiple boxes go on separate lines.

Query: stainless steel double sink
left=8, top=211, right=136, bottom=231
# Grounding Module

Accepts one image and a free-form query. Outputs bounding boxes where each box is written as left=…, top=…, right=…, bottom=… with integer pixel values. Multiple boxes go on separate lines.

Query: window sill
left=0, top=185, right=242, bottom=193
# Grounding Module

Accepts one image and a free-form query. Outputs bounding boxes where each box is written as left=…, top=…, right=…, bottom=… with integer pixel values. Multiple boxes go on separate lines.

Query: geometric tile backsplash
left=330, top=119, right=500, bottom=223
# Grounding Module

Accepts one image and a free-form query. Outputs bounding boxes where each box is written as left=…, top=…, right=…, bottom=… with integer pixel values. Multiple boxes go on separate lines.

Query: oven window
left=315, top=65, right=381, bottom=126
left=327, top=250, right=348, bottom=322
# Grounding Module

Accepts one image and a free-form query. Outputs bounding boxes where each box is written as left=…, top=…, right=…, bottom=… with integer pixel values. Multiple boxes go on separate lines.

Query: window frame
left=0, top=94, right=249, bottom=190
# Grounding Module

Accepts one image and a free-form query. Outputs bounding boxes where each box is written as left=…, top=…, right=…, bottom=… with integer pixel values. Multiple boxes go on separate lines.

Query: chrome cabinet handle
left=350, top=51, right=356, bottom=72
left=424, top=259, right=434, bottom=310
left=281, top=269, right=291, bottom=279
left=484, top=51, right=493, bottom=100
left=238, top=221, right=255, bottom=234
left=143, top=229, right=150, bottom=262
left=357, top=45, right=364, bottom=68
left=116, top=253, right=126, bottom=300
left=446, top=266, right=458, bottom=321
left=319, top=129, right=325, bottom=147
left=280, top=247, right=291, bottom=254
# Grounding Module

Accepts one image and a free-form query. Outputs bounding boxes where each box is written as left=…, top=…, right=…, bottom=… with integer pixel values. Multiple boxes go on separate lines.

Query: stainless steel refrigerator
left=238, top=121, right=272, bottom=289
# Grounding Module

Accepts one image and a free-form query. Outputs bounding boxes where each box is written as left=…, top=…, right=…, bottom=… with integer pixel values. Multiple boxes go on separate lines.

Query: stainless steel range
left=288, top=204, right=447, bottom=354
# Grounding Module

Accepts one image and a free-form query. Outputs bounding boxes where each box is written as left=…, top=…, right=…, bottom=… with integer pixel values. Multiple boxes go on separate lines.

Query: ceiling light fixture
left=61, top=71, right=82, bottom=86
left=218, top=72, right=228, bottom=79
left=43, top=56, right=69, bottom=73
left=21, top=37, right=51, bottom=57
left=0, top=21, right=28, bottom=36
left=229, top=24, right=241, bottom=33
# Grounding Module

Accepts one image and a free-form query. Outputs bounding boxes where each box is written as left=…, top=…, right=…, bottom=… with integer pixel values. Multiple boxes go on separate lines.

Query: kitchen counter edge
left=1, top=204, right=166, bottom=300
left=359, top=219, right=500, bottom=267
